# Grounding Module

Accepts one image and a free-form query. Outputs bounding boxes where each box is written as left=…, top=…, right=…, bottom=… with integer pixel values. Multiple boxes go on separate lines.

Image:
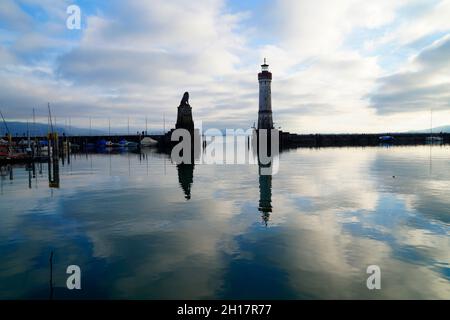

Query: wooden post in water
left=47, top=133, right=52, bottom=183
left=49, top=251, right=54, bottom=300
left=53, top=132, right=59, bottom=162
left=60, top=134, right=65, bottom=166
left=67, top=135, right=71, bottom=165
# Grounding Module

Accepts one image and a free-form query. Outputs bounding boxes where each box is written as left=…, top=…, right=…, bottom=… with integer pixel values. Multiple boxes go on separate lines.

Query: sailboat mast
left=27, top=120, right=30, bottom=145
left=430, top=109, right=433, bottom=136
left=48, top=103, right=54, bottom=134
left=32, top=108, right=36, bottom=139
left=0, top=109, right=10, bottom=136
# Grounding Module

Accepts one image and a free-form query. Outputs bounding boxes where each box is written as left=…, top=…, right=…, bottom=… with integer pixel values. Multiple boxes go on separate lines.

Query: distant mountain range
left=0, top=121, right=106, bottom=136
left=407, top=125, right=450, bottom=134
left=0, top=121, right=162, bottom=136
left=2, top=121, right=450, bottom=137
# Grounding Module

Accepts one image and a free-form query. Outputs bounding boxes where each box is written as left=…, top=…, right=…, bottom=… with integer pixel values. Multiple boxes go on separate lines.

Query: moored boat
left=126, top=141, right=139, bottom=148
left=426, top=136, right=444, bottom=144
left=379, top=135, right=394, bottom=142
left=141, top=137, right=158, bottom=147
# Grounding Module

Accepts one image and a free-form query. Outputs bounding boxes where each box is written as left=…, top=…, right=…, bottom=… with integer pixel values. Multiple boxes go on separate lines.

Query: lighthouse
left=258, top=58, right=274, bottom=130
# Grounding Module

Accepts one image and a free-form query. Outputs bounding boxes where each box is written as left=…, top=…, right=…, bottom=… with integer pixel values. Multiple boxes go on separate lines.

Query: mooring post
left=47, top=133, right=51, bottom=159
left=49, top=250, right=54, bottom=300
left=53, top=133, right=59, bottom=162
left=47, top=133, right=52, bottom=182
left=67, top=136, right=71, bottom=165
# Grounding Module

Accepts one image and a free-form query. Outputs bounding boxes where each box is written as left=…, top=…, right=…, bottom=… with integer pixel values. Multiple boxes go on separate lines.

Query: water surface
left=0, top=145, right=449, bottom=299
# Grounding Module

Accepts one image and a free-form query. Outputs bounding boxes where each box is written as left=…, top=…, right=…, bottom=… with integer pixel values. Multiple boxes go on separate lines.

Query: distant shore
left=280, top=132, right=450, bottom=148
left=6, top=132, right=449, bottom=149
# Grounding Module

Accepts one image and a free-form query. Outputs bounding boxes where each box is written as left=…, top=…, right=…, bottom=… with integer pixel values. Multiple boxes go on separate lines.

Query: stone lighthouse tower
left=258, top=58, right=274, bottom=130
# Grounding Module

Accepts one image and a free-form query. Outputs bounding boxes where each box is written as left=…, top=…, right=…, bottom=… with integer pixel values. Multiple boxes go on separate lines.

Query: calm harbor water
left=0, top=145, right=449, bottom=299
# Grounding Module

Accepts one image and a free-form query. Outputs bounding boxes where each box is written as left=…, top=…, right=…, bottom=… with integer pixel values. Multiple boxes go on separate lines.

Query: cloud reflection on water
left=0, top=146, right=448, bottom=299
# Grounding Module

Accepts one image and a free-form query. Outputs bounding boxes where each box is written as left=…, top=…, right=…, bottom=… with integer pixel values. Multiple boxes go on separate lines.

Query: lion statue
left=180, top=92, right=189, bottom=106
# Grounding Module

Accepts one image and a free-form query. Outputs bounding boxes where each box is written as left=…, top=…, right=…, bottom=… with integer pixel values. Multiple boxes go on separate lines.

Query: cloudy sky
left=1, top=0, right=450, bottom=133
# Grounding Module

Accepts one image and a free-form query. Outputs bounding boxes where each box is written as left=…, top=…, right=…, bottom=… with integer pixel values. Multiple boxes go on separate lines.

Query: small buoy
left=392, top=176, right=396, bottom=178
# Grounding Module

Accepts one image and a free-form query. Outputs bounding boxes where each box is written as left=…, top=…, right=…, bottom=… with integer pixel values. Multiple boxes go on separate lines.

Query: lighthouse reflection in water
left=258, top=164, right=273, bottom=226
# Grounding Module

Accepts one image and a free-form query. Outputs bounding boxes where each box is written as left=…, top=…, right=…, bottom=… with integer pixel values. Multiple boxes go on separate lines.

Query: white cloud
left=379, top=0, right=450, bottom=46
left=0, top=0, right=32, bottom=32
left=369, top=34, right=450, bottom=114
left=0, top=0, right=450, bottom=132
left=272, top=0, right=406, bottom=59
